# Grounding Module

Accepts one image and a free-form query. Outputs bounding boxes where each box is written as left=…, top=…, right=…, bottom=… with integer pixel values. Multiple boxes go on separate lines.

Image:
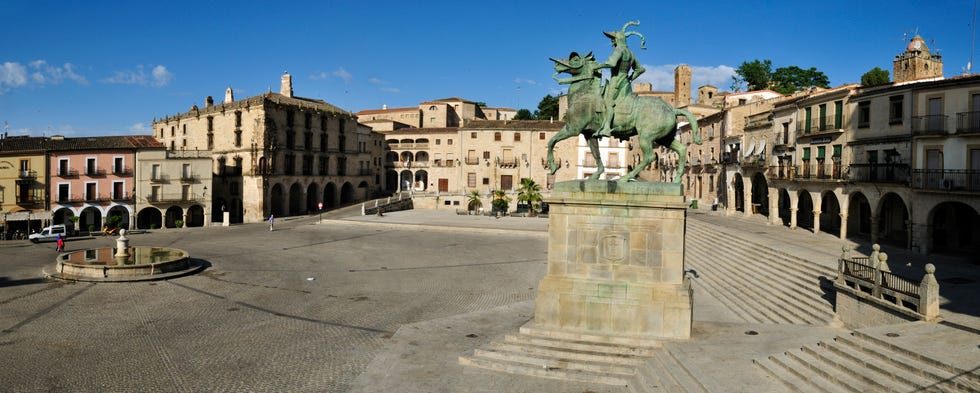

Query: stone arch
left=928, top=202, right=980, bottom=255
left=288, top=182, right=304, bottom=216
left=819, top=190, right=842, bottom=237
left=186, top=205, right=206, bottom=227
left=415, top=151, right=429, bottom=163
left=732, top=173, right=745, bottom=212
left=137, top=207, right=162, bottom=230
left=400, top=151, right=413, bottom=163
left=306, top=183, right=319, bottom=214
left=847, top=191, right=872, bottom=239
left=797, top=190, right=814, bottom=230
left=414, top=170, right=428, bottom=191
left=106, top=205, right=130, bottom=230
left=164, top=206, right=184, bottom=228
left=385, top=151, right=399, bottom=164
left=385, top=170, right=399, bottom=192
left=269, top=183, right=285, bottom=216
left=323, top=183, right=337, bottom=208
left=400, top=170, right=413, bottom=191
left=79, top=206, right=102, bottom=232
left=751, top=172, right=769, bottom=216
left=53, top=208, right=74, bottom=226
left=877, top=192, right=909, bottom=247
left=777, top=189, right=792, bottom=226
left=340, top=182, right=355, bottom=204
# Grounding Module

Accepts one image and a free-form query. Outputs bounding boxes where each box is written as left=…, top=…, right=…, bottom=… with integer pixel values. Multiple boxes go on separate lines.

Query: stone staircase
left=754, top=329, right=980, bottom=392
left=458, top=324, right=709, bottom=393
left=685, top=218, right=838, bottom=325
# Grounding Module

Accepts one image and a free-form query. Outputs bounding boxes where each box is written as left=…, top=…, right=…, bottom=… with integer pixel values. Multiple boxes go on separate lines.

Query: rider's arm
left=630, top=62, right=646, bottom=81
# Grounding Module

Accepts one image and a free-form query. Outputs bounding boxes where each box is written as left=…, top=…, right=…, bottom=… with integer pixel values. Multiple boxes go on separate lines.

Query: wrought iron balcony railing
left=57, top=169, right=79, bottom=178
left=955, top=111, right=980, bottom=135
left=911, top=115, right=949, bottom=136
left=911, top=169, right=980, bottom=193
left=847, top=163, right=909, bottom=184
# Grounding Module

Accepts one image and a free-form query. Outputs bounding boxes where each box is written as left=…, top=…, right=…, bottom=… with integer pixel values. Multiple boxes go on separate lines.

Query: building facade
left=153, top=73, right=384, bottom=223
left=134, top=149, right=213, bottom=229
left=0, top=137, right=49, bottom=236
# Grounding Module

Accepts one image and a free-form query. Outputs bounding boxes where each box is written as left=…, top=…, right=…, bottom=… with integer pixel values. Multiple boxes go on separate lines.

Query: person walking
left=56, top=234, right=64, bottom=252
left=268, top=214, right=275, bottom=231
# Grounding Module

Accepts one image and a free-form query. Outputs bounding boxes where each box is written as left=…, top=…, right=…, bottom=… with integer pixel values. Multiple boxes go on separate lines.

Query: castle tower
left=280, top=72, right=293, bottom=97
left=224, top=87, right=234, bottom=103
left=674, top=65, right=692, bottom=107
left=893, top=35, right=943, bottom=83
left=697, top=85, right=718, bottom=105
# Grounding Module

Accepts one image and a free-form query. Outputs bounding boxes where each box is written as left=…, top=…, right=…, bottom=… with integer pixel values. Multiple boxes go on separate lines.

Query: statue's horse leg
left=621, top=130, right=657, bottom=182
left=669, top=139, right=687, bottom=184
left=586, top=136, right=604, bottom=180
left=547, top=125, right=580, bottom=175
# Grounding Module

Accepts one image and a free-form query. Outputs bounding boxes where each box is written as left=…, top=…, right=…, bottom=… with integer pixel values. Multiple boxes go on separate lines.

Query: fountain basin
left=51, top=246, right=201, bottom=282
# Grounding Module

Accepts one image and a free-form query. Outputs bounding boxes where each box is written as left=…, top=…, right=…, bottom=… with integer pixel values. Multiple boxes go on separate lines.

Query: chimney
left=205, top=96, right=214, bottom=108
left=224, top=87, right=234, bottom=103
left=280, top=72, right=293, bottom=97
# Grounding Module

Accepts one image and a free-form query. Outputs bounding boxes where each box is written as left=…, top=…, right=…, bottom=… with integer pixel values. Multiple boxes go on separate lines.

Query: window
left=85, top=182, right=97, bottom=201
left=86, top=158, right=97, bottom=175
left=467, top=173, right=476, bottom=187
left=182, top=185, right=191, bottom=201
left=182, top=124, right=187, bottom=135
left=858, top=101, right=870, bottom=128
left=471, top=132, right=477, bottom=139
left=58, top=184, right=69, bottom=202
left=494, top=132, right=501, bottom=141
left=514, top=133, right=521, bottom=142
left=319, top=157, right=328, bottom=175
left=207, top=132, right=214, bottom=150
left=804, top=107, right=812, bottom=133
left=235, top=111, right=242, bottom=127
left=889, top=96, right=903, bottom=124
left=235, top=130, right=242, bottom=147
left=483, top=151, right=490, bottom=159
left=58, top=159, right=69, bottom=176
left=447, top=139, right=453, bottom=145
left=540, top=132, right=546, bottom=140
left=802, top=147, right=811, bottom=160
left=152, top=164, right=161, bottom=180
left=114, top=157, right=124, bottom=174
left=818, top=104, right=827, bottom=131
left=151, top=186, right=160, bottom=201
left=113, top=181, right=124, bottom=200
left=207, top=116, right=214, bottom=132
left=435, top=139, right=441, bottom=145
left=320, top=134, right=327, bottom=152
left=482, top=177, right=490, bottom=185
left=817, top=146, right=826, bottom=160
left=182, top=164, right=191, bottom=179
left=171, top=126, right=175, bottom=137
left=834, top=100, right=844, bottom=129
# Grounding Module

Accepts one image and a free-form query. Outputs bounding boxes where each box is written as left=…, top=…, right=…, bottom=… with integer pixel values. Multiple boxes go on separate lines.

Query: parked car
left=29, top=225, right=67, bottom=243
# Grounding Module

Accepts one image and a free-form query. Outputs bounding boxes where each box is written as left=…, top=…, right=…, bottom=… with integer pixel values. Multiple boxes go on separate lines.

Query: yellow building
left=0, top=136, right=49, bottom=236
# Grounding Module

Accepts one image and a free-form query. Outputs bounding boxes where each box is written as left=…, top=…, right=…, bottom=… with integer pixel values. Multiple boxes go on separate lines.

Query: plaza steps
left=754, top=329, right=980, bottom=393
left=684, top=218, right=838, bottom=325
left=459, top=325, right=708, bottom=392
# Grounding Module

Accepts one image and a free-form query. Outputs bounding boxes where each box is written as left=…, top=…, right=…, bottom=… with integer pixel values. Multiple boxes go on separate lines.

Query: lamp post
left=202, top=186, right=208, bottom=227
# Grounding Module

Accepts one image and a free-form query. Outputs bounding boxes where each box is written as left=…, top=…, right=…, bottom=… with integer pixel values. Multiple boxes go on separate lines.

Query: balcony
left=111, top=193, right=133, bottom=201
left=768, top=165, right=797, bottom=180
left=955, top=111, right=980, bottom=135
left=179, top=173, right=197, bottom=182
left=18, top=170, right=37, bottom=180
left=911, top=169, right=980, bottom=193
left=796, top=161, right=845, bottom=181
left=149, top=175, right=169, bottom=183
left=465, top=157, right=480, bottom=165
left=847, top=163, right=909, bottom=184
left=112, top=167, right=132, bottom=176
left=15, top=196, right=43, bottom=207
left=912, top=115, right=949, bottom=136
left=391, top=161, right=427, bottom=169
left=61, top=193, right=110, bottom=203
left=146, top=193, right=205, bottom=203
left=57, top=169, right=79, bottom=178
left=797, top=116, right=843, bottom=138
left=85, top=169, right=107, bottom=177
left=497, top=157, right=520, bottom=168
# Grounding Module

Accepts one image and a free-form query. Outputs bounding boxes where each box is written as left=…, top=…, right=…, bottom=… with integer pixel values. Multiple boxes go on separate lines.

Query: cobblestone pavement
left=0, top=213, right=548, bottom=393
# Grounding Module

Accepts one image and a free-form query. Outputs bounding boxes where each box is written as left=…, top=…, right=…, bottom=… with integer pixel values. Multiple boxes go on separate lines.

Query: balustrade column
left=919, top=264, right=940, bottom=321
left=813, top=210, right=822, bottom=234
left=790, top=207, right=798, bottom=229
left=743, top=181, right=753, bottom=218
left=838, top=212, right=848, bottom=240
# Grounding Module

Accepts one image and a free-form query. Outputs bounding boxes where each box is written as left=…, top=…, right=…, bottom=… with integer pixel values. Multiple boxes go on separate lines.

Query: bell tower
left=893, top=35, right=943, bottom=83
left=674, top=65, right=692, bottom=106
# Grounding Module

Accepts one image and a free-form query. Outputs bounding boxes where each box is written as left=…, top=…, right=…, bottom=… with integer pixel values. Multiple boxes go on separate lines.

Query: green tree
left=491, top=190, right=511, bottom=215
left=516, top=178, right=543, bottom=215
left=733, top=59, right=773, bottom=91
left=467, top=190, right=483, bottom=212
left=532, top=94, right=559, bottom=120
left=514, top=109, right=533, bottom=120
left=770, top=66, right=830, bottom=95
left=860, top=67, right=891, bottom=86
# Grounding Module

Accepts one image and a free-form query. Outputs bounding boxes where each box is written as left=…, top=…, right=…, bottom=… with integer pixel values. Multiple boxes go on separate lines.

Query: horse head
left=550, top=51, right=595, bottom=76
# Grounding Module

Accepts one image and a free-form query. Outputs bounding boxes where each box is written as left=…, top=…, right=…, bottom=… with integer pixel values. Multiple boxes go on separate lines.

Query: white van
left=29, top=224, right=67, bottom=243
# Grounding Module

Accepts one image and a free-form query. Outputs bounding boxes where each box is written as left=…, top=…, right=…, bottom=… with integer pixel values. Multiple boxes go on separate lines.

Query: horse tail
left=675, top=108, right=701, bottom=144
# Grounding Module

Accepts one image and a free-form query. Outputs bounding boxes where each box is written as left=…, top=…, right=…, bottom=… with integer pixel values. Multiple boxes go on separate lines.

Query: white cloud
left=379, top=87, right=400, bottom=93
left=515, top=78, right=539, bottom=85
left=309, top=71, right=330, bottom=80
left=103, top=64, right=173, bottom=87
left=368, top=77, right=384, bottom=84
left=332, top=68, right=352, bottom=83
left=129, top=122, right=151, bottom=134
left=0, top=61, right=87, bottom=94
left=634, top=64, right=737, bottom=97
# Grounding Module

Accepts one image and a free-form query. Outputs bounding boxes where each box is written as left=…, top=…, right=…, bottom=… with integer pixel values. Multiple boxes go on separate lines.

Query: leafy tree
left=733, top=59, right=773, bottom=92
left=860, top=67, right=890, bottom=86
left=516, top=178, right=543, bottom=215
left=532, top=94, right=559, bottom=120
left=491, top=190, right=511, bottom=214
left=467, top=190, right=483, bottom=212
left=514, top=109, right=533, bottom=120
left=770, top=66, right=830, bottom=95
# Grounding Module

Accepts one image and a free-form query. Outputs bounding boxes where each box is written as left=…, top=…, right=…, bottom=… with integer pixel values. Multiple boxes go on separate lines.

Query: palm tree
left=517, top=178, right=543, bottom=215
left=467, top=190, right=482, bottom=213
left=492, top=189, right=511, bottom=215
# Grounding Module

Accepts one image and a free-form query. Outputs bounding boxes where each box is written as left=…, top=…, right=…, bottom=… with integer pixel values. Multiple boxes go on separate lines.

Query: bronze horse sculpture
left=546, top=51, right=702, bottom=183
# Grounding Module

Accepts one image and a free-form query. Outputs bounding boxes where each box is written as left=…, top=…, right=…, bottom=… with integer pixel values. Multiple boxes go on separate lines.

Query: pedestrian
left=56, top=234, right=64, bottom=252
left=268, top=214, right=274, bottom=231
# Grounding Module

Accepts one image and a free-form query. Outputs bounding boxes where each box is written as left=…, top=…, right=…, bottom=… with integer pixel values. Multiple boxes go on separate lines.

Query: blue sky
left=1, top=0, right=976, bottom=137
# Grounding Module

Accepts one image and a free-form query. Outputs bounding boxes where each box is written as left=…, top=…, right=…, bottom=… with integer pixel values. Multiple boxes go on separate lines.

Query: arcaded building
left=153, top=73, right=384, bottom=223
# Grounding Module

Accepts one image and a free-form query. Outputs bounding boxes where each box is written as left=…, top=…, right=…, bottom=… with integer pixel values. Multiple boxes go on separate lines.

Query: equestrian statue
left=546, top=21, right=702, bottom=183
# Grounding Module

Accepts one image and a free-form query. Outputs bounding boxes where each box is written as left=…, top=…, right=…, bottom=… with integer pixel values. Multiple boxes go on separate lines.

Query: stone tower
left=280, top=72, right=293, bottom=97
left=224, top=86, right=234, bottom=103
left=697, top=85, right=718, bottom=105
left=893, top=35, right=943, bottom=83
left=674, top=65, right=692, bottom=107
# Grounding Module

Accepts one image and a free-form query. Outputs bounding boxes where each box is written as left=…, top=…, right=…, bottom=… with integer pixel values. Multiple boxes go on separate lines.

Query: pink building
left=48, top=135, right=162, bottom=232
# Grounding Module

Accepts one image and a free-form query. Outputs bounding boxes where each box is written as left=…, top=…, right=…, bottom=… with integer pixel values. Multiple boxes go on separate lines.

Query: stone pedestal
left=533, top=180, right=693, bottom=340
left=222, top=212, right=230, bottom=227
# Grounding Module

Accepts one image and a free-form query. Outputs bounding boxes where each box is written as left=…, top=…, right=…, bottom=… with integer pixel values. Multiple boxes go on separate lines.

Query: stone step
left=816, top=339, right=936, bottom=391
left=519, top=324, right=664, bottom=350
left=783, top=348, right=864, bottom=393
left=629, top=359, right=666, bottom=393
left=471, top=347, right=637, bottom=376
left=753, top=356, right=824, bottom=393
left=687, top=219, right=836, bottom=278
left=458, top=354, right=632, bottom=386
left=488, top=341, right=646, bottom=367
left=687, top=243, right=830, bottom=325
left=654, top=346, right=710, bottom=393
left=686, top=241, right=832, bottom=324
left=762, top=352, right=850, bottom=393
left=839, top=332, right=980, bottom=392
left=683, top=254, right=776, bottom=324
left=800, top=343, right=911, bottom=392
left=503, top=334, right=659, bottom=357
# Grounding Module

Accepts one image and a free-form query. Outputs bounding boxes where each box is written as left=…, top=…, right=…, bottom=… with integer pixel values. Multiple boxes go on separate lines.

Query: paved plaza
left=1, top=206, right=977, bottom=392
